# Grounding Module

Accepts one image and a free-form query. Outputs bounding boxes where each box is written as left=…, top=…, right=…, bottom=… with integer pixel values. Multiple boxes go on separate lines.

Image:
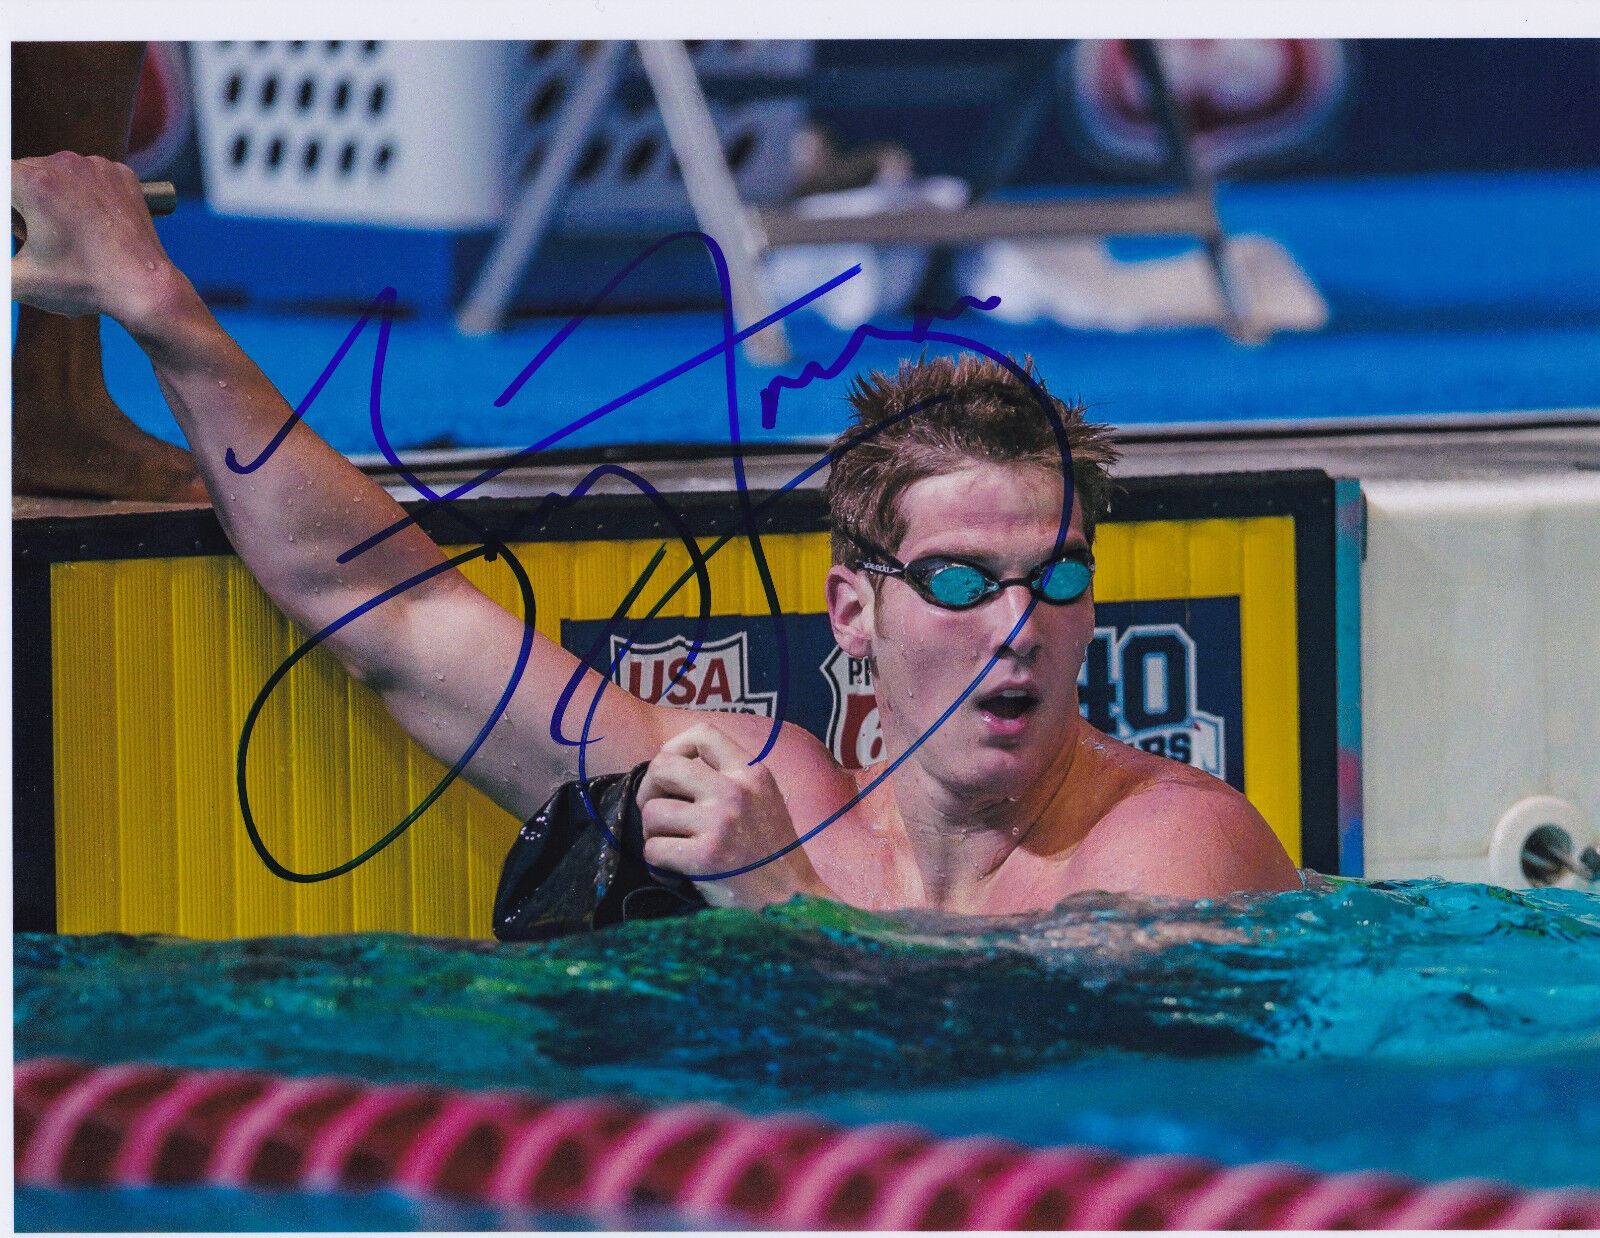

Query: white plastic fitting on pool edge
left=1488, top=796, right=1593, bottom=890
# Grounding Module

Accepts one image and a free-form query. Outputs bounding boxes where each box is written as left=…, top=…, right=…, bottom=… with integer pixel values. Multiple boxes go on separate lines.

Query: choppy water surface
left=16, top=878, right=1600, bottom=1194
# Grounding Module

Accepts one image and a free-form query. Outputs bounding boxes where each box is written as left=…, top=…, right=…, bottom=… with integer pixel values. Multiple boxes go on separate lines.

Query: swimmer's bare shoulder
left=1063, top=737, right=1302, bottom=898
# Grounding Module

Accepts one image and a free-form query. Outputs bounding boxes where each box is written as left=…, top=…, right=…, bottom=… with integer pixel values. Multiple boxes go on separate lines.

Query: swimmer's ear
left=825, top=564, right=874, bottom=659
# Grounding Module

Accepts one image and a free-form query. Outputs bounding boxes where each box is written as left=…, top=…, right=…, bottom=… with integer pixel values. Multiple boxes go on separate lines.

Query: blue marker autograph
left=230, top=234, right=1076, bottom=889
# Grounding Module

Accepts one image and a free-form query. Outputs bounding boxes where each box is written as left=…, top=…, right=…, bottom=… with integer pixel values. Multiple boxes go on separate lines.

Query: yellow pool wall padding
left=50, top=516, right=1298, bottom=938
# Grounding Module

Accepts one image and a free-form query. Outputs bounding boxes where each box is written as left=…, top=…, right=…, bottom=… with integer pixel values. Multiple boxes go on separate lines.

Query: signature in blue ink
left=232, top=233, right=1076, bottom=892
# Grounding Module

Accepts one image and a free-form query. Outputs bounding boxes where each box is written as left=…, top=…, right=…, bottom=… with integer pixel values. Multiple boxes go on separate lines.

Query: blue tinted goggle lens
left=922, top=563, right=990, bottom=606
left=1037, top=557, right=1093, bottom=602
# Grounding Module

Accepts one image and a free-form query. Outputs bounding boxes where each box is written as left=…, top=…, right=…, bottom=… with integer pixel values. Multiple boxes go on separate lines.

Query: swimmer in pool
left=12, top=153, right=1301, bottom=916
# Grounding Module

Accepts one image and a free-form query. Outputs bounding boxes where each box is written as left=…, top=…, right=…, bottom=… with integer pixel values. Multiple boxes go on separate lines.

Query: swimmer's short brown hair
left=825, top=353, right=1119, bottom=566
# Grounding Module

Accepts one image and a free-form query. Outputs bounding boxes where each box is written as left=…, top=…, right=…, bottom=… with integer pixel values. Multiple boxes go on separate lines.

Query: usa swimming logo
left=608, top=632, right=777, bottom=716
left=1078, top=622, right=1225, bottom=776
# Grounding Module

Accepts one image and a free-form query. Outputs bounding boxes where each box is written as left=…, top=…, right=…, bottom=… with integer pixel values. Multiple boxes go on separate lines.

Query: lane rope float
left=17, top=1058, right=1600, bottom=1230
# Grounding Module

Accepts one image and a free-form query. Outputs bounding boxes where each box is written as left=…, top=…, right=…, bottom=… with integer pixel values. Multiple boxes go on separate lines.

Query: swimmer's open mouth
left=977, top=688, right=1039, bottom=720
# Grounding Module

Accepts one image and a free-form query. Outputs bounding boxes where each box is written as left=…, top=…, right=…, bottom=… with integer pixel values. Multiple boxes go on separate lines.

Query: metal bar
left=142, top=181, right=177, bottom=217
left=456, top=42, right=626, bottom=337
left=12, top=180, right=175, bottom=244
left=758, top=193, right=1213, bottom=248
left=1126, top=40, right=1258, bottom=342
left=635, top=39, right=790, bottom=366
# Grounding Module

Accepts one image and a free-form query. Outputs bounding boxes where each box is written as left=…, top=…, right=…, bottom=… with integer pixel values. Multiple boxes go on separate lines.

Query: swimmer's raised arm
left=10, top=153, right=686, bottom=818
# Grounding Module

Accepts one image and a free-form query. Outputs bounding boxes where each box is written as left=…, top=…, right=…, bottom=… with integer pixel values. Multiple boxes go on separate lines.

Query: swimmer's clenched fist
left=12, top=154, right=180, bottom=327
left=13, top=154, right=1302, bottom=917
left=637, top=724, right=830, bottom=909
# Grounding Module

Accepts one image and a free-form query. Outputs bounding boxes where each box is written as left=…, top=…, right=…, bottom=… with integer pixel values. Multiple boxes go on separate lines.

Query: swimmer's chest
left=790, top=769, right=1089, bottom=915
left=797, top=745, right=1163, bottom=913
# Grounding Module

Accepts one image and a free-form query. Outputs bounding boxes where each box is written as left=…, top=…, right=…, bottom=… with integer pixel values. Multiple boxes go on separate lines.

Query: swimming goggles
left=846, top=532, right=1094, bottom=610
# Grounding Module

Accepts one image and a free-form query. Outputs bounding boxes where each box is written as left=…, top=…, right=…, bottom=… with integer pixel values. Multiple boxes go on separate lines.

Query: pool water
left=15, top=1184, right=596, bottom=1233
left=15, top=877, right=1600, bottom=1227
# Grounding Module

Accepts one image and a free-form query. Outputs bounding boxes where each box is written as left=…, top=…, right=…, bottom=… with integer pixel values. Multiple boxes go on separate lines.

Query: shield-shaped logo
left=821, top=646, right=884, bottom=770
left=609, top=631, right=777, bottom=716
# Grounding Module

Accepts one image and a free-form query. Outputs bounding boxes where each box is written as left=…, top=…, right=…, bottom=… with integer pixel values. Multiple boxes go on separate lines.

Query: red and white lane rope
left=16, top=1058, right=1600, bottom=1230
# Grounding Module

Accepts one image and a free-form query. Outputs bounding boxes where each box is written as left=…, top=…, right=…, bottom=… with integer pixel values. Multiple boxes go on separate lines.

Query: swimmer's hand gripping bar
left=11, top=180, right=176, bottom=245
